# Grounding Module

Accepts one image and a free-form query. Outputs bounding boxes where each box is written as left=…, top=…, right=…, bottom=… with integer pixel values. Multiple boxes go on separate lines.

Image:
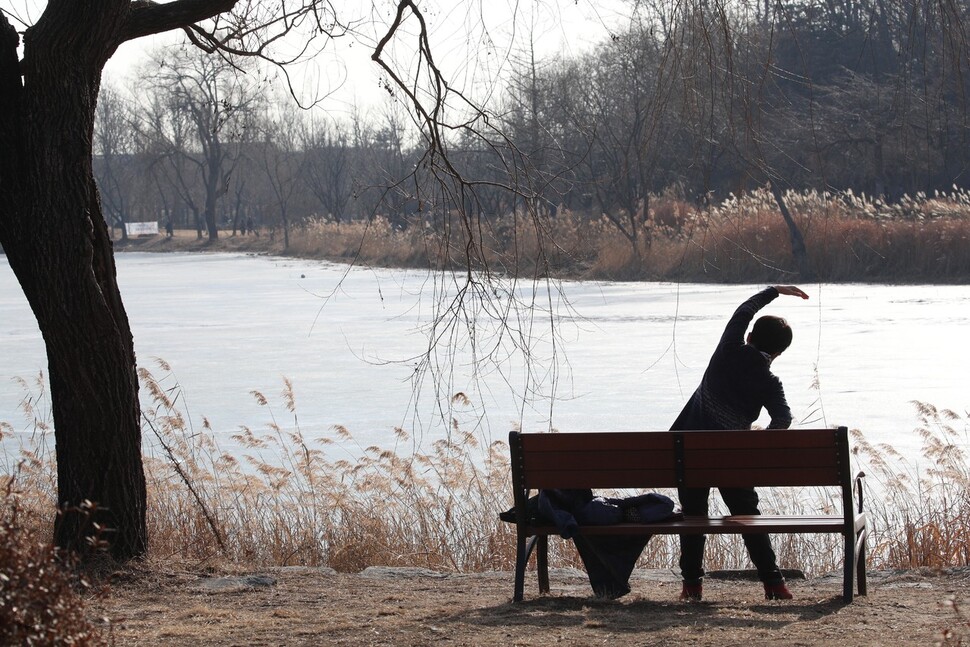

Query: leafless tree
left=254, top=99, right=305, bottom=248
left=94, top=84, right=137, bottom=239
left=301, top=117, right=353, bottom=222
left=141, top=45, right=264, bottom=240
left=0, top=0, right=471, bottom=560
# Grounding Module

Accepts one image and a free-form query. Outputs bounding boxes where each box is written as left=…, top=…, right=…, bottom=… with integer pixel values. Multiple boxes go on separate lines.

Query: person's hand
left=773, top=285, right=809, bottom=299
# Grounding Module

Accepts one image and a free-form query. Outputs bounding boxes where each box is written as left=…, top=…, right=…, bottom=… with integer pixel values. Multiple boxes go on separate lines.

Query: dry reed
left=1, top=367, right=968, bottom=580
left=285, top=188, right=970, bottom=283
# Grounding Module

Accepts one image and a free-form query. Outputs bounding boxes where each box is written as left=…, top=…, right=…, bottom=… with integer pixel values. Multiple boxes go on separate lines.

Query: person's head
left=747, top=315, right=793, bottom=357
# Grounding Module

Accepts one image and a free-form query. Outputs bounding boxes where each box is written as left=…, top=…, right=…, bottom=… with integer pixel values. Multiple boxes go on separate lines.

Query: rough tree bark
left=769, top=181, right=817, bottom=282
left=0, top=0, right=234, bottom=560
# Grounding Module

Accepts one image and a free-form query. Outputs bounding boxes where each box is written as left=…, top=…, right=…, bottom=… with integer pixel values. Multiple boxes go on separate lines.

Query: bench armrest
left=854, top=471, right=866, bottom=513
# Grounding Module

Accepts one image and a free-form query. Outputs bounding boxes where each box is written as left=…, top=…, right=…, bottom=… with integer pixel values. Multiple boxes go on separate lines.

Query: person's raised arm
left=772, top=285, right=810, bottom=300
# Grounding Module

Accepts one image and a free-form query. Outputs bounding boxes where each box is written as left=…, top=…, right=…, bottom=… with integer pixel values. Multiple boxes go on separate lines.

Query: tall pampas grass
left=2, top=368, right=969, bottom=577
left=284, top=188, right=970, bottom=283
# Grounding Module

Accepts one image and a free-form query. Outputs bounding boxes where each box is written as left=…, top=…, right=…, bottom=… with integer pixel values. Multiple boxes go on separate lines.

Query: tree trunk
left=204, top=189, right=220, bottom=241
left=0, top=10, right=147, bottom=560
left=203, top=146, right=223, bottom=241
left=769, top=183, right=817, bottom=282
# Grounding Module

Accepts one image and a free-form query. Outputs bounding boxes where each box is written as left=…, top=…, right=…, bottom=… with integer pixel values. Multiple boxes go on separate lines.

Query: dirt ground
left=87, top=565, right=969, bottom=646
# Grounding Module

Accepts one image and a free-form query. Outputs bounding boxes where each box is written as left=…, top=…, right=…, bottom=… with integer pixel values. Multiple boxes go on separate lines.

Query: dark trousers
left=678, top=486, right=784, bottom=584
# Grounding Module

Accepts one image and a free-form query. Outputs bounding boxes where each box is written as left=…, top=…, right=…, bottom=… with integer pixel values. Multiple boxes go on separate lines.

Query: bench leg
left=513, top=532, right=528, bottom=602
left=842, top=533, right=855, bottom=603
left=537, top=535, right=550, bottom=595
left=856, top=530, right=868, bottom=597
left=514, top=533, right=543, bottom=602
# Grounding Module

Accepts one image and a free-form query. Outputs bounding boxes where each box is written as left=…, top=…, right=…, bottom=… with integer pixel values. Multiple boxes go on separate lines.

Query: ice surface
left=2, top=253, right=967, bottom=460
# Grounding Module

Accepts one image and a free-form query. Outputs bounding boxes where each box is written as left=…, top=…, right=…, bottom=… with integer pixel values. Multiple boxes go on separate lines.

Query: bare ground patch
left=88, top=566, right=970, bottom=646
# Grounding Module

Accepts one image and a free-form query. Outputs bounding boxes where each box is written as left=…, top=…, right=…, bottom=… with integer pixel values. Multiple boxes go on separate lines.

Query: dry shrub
left=651, top=192, right=692, bottom=232
left=0, top=490, right=105, bottom=646
left=288, top=188, right=970, bottom=283
left=649, top=187, right=970, bottom=283
left=289, top=217, right=435, bottom=268
left=675, top=189, right=831, bottom=282
left=585, top=216, right=646, bottom=279
left=0, top=373, right=57, bottom=533
left=939, top=595, right=970, bottom=646
left=0, top=387, right=105, bottom=645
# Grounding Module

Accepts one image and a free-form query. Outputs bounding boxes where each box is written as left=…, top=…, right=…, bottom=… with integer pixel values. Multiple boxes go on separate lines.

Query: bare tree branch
left=123, top=0, right=238, bottom=42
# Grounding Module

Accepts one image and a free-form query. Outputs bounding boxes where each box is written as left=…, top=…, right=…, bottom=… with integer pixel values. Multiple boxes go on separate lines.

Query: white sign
left=125, top=221, right=159, bottom=236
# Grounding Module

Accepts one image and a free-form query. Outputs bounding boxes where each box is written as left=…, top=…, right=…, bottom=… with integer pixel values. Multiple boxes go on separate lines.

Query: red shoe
left=680, top=581, right=703, bottom=601
left=764, top=582, right=793, bottom=600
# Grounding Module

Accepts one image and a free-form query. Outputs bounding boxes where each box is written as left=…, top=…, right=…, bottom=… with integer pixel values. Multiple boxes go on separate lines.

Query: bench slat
left=521, top=447, right=841, bottom=474
left=683, top=466, right=840, bottom=487
left=523, top=514, right=855, bottom=536
left=519, top=429, right=839, bottom=452
left=519, top=449, right=678, bottom=471
left=680, top=429, right=838, bottom=450
left=524, top=467, right=839, bottom=489
left=524, top=468, right=680, bottom=489
left=684, top=447, right=840, bottom=471
left=519, top=432, right=676, bottom=452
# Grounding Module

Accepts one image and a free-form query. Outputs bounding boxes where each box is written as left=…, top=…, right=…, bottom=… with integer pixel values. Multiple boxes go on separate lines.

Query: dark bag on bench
left=502, top=489, right=678, bottom=598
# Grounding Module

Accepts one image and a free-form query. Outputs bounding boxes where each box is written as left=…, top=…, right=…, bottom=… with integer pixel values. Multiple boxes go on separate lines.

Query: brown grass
left=850, top=401, right=970, bottom=569
left=180, top=188, right=970, bottom=283
left=3, top=366, right=969, bottom=582
left=134, top=360, right=517, bottom=572
left=115, top=189, right=970, bottom=283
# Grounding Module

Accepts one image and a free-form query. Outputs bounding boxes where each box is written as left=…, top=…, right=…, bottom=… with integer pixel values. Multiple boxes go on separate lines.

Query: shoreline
left=110, top=231, right=970, bottom=285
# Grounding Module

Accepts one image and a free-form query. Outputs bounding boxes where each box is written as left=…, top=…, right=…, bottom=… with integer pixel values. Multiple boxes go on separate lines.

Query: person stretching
left=671, top=285, right=810, bottom=602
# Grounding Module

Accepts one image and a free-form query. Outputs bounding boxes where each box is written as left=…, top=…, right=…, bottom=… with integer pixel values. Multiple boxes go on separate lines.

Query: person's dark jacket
left=671, top=287, right=793, bottom=431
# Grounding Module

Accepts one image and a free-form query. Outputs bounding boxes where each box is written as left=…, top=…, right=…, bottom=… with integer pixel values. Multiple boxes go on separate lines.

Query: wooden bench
left=508, top=426, right=867, bottom=602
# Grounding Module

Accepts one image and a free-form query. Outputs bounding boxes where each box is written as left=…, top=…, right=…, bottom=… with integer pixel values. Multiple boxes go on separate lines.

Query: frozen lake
left=2, top=252, right=968, bottom=462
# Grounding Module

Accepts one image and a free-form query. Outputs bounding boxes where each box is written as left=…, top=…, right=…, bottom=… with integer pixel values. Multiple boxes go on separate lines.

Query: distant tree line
left=96, top=0, right=970, bottom=255
left=95, top=45, right=427, bottom=246
left=491, top=0, right=970, bottom=255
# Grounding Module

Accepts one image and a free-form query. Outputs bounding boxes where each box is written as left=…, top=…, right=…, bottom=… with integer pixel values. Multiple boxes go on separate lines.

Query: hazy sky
left=93, top=0, right=631, bottom=116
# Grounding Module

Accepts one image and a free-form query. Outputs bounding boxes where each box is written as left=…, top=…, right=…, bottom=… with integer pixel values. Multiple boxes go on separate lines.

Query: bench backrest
left=509, top=426, right=852, bottom=493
